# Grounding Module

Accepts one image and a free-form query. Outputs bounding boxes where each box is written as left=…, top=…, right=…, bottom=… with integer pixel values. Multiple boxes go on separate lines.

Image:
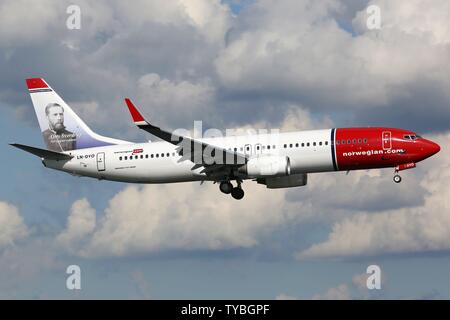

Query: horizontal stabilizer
left=10, top=143, right=73, bottom=160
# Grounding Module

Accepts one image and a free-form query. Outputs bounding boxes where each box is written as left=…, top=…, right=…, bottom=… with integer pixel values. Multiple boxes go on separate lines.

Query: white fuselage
left=44, top=129, right=335, bottom=183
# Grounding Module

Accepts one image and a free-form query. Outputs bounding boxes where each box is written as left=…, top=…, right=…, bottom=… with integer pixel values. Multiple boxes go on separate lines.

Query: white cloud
left=0, top=201, right=29, bottom=248
left=297, top=132, right=450, bottom=259
left=136, top=73, right=216, bottom=127
left=277, top=271, right=375, bottom=300
left=311, top=284, right=351, bottom=300
left=75, top=182, right=303, bottom=258
left=56, top=199, right=96, bottom=253
left=114, top=0, right=230, bottom=43
left=353, top=0, right=450, bottom=45
left=0, top=0, right=61, bottom=47
left=0, top=239, right=61, bottom=298
left=276, top=293, right=298, bottom=300
left=215, top=0, right=450, bottom=113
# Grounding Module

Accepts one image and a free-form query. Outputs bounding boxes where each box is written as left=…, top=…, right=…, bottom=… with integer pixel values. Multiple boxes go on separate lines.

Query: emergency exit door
left=97, top=152, right=105, bottom=171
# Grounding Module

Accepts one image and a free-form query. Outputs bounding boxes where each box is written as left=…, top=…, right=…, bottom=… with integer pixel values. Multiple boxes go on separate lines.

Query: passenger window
left=347, top=139, right=351, bottom=144
left=358, top=139, right=362, bottom=143
left=234, top=147, right=237, bottom=152
left=124, top=156, right=128, bottom=160
left=307, top=142, right=310, bottom=147
left=295, top=143, right=299, bottom=147
left=364, top=138, right=368, bottom=143
left=161, top=153, right=164, bottom=157
left=342, top=140, right=345, bottom=144
left=119, top=157, right=122, bottom=161
left=284, top=144, right=287, bottom=148
left=313, top=142, right=316, bottom=146
left=325, top=141, right=328, bottom=145
left=151, top=154, right=154, bottom=158
left=140, top=155, right=143, bottom=159
left=353, top=139, right=356, bottom=144
left=156, top=154, right=159, bottom=158
left=167, top=153, right=170, bottom=157
left=145, top=155, right=148, bottom=159
left=289, top=144, right=293, bottom=148
left=257, top=146, right=260, bottom=150
left=319, top=141, right=322, bottom=146
left=336, top=140, right=339, bottom=144
left=273, top=145, right=276, bottom=149
left=267, top=145, right=271, bottom=150
left=301, top=143, right=305, bottom=147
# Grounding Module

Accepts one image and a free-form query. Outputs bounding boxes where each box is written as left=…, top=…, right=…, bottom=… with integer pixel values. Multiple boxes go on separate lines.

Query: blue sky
left=1, top=0, right=450, bottom=299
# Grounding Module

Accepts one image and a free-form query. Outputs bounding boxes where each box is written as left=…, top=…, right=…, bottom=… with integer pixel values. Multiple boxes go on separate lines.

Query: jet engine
left=257, top=173, right=308, bottom=189
left=238, top=155, right=291, bottom=177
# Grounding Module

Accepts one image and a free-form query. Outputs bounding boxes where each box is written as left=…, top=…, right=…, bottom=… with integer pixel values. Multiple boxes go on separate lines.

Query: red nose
left=425, top=140, right=440, bottom=157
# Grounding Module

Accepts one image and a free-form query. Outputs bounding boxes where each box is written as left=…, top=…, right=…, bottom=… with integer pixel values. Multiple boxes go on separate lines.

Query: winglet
left=125, top=98, right=147, bottom=125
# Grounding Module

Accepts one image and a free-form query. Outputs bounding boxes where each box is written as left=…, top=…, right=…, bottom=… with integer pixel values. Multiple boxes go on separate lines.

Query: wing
left=124, top=98, right=247, bottom=178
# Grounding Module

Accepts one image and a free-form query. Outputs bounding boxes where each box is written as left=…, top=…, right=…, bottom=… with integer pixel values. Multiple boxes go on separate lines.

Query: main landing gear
left=219, top=180, right=245, bottom=200
left=393, top=174, right=402, bottom=183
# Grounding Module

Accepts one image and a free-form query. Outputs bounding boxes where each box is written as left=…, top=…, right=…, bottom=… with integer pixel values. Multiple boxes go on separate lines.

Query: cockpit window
left=404, top=134, right=421, bottom=140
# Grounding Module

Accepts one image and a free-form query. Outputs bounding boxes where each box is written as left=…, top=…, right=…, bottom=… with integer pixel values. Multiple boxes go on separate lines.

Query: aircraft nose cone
left=431, top=141, right=441, bottom=155
left=425, top=140, right=440, bottom=157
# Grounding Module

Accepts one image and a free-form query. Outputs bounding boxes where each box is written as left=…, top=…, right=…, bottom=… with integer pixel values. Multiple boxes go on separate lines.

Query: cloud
left=0, top=0, right=62, bottom=47
left=297, top=132, right=450, bottom=260
left=0, top=0, right=232, bottom=137
left=56, top=198, right=96, bottom=253
left=71, top=181, right=305, bottom=258
left=0, top=201, right=29, bottom=248
left=275, top=293, right=298, bottom=300
left=136, top=73, right=216, bottom=127
left=277, top=271, right=378, bottom=300
left=215, top=0, right=450, bottom=132
left=0, top=239, right=61, bottom=298
left=311, top=284, right=351, bottom=300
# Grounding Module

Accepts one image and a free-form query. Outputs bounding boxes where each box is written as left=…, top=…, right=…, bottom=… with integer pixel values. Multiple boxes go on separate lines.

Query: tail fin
left=26, top=78, right=130, bottom=152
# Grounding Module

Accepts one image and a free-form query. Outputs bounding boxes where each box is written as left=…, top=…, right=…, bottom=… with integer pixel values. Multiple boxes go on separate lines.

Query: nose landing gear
left=393, top=174, right=402, bottom=183
left=393, top=162, right=416, bottom=184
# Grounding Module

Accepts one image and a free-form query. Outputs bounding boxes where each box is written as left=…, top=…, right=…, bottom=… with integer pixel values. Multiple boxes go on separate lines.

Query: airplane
left=10, top=78, right=441, bottom=200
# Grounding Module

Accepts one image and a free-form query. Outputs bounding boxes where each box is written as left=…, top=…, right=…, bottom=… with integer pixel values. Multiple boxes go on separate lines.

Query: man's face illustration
left=47, top=106, right=65, bottom=131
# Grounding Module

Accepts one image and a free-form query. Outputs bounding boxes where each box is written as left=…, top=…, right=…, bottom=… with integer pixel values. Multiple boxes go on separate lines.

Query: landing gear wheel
left=219, top=181, right=233, bottom=194
left=231, top=187, right=244, bottom=200
left=393, top=174, right=402, bottom=183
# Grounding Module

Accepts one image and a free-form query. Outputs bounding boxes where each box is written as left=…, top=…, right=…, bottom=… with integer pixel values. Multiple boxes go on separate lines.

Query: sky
left=0, top=0, right=450, bottom=299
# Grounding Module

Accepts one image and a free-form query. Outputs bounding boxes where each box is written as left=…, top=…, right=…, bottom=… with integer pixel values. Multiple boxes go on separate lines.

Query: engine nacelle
left=238, top=155, right=291, bottom=177
left=257, top=173, right=308, bottom=189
